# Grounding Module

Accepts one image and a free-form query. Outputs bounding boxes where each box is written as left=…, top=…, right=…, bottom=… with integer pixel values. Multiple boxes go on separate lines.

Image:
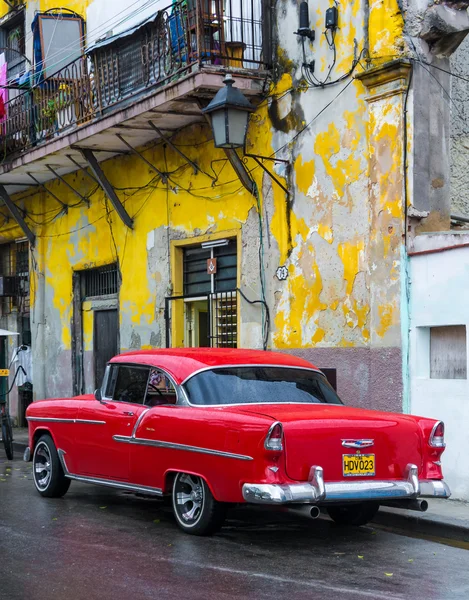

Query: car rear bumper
left=242, top=465, right=451, bottom=504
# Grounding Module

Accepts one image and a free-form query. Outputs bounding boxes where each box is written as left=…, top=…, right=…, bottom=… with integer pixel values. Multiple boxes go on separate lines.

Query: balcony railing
left=0, top=0, right=268, bottom=159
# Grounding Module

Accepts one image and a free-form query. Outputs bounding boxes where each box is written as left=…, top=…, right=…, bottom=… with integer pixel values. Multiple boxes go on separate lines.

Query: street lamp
left=202, top=73, right=255, bottom=149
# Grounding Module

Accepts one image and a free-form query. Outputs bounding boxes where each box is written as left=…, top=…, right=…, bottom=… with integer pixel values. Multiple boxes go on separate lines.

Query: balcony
left=0, top=0, right=269, bottom=196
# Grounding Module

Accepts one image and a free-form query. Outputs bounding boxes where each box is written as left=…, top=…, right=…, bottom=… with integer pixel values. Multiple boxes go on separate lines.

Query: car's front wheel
left=327, top=502, right=379, bottom=526
left=172, top=472, right=226, bottom=535
left=33, top=434, right=71, bottom=498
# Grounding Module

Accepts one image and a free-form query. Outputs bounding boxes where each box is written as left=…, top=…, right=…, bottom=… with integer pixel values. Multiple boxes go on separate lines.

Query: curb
left=373, top=508, right=469, bottom=543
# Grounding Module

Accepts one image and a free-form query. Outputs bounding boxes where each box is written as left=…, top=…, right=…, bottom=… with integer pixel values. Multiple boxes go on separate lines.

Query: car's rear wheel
left=33, top=434, right=71, bottom=498
left=327, top=502, right=379, bottom=527
left=172, top=472, right=226, bottom=535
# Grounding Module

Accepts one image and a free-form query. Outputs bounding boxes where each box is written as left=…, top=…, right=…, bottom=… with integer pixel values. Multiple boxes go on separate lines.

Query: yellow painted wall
left=0, top=0, right=409, bottom=402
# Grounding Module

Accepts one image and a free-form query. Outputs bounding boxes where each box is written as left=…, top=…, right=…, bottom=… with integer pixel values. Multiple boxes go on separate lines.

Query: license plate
left=343, top=454, right=375, bottom=477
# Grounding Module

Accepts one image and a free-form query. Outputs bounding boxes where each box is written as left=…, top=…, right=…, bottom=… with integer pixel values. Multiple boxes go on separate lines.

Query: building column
left=356, top=60, right=412, bottom=411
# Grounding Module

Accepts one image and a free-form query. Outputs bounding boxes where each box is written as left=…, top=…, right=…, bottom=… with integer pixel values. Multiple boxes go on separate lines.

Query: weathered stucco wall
left=409, top=237, right=469, bottom=500
left=450, top=35, right=469, bottom=218
left=0, top=0, right=411, bottom=412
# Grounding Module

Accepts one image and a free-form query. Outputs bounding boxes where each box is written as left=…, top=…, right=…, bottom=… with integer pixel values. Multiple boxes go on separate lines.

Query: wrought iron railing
left=0, top=0, right=268, bottom=159
left=0, top=56, right=93, bottom=156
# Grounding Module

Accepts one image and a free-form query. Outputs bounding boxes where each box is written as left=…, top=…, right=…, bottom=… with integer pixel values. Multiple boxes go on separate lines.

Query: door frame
left=169, top=230, right=241, bottom=348
left=72, top=269, right=120, bottom=396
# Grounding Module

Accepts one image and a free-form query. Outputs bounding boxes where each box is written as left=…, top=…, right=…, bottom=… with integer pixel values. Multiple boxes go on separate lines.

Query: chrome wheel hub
left=175, top=474, right=204, bottom=524
left=34, top=443, right=52, bottom=490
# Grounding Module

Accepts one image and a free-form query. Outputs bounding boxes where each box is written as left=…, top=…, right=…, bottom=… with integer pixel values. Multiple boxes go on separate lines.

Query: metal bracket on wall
left=66, top=154, right=99, bottom=184
left=115, top=134, right=168, bottom=183
left=223, top=148, right=256, bottom=195
left=148, top=121, right=202, bottom=177
left=27, top=172, right=68, bottom=211
left=80, top=148, right=134, bottom=229
left=245, top=154, right=290, bottom=197
left=0, top=185, right=36, bottom=247
left=45, top=165, right=91, bottom=207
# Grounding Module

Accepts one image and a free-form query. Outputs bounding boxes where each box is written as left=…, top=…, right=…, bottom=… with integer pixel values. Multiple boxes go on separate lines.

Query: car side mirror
left=94, top=388, right=103, bottom=402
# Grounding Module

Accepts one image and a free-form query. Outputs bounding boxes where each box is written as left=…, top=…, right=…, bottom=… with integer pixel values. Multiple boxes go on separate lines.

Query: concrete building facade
left=0, top=0, right=467, bottom=495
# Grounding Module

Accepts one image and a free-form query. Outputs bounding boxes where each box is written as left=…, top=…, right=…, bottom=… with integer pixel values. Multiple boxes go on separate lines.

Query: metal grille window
left=183, top=239, right=237, bottom=296
left=210, top=291, right=237, bottom=348
left=0, top=241, right=30, bottom=312
left=82, top=264, right=119, bottom=298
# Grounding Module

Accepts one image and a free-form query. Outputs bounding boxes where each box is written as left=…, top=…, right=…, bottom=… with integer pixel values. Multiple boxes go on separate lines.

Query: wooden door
left=93, top=309, right=118, bottom=389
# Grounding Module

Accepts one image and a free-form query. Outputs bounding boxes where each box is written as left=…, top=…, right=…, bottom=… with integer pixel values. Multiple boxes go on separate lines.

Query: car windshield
left=183, top=367, right=343, bottom=406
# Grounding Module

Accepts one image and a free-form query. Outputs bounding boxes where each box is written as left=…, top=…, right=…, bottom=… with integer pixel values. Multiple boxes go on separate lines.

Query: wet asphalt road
left=1, top=451, right=468, bottom=600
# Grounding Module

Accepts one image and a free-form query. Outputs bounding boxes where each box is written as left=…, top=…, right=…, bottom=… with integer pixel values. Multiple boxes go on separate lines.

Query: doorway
left=184, top=300, right=210, bottom=347
left=94, top=309, right=119, bottom=389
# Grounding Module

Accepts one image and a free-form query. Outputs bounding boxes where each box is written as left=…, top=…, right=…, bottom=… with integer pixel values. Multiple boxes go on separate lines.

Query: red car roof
left=110, top=348, right=319, bottom=384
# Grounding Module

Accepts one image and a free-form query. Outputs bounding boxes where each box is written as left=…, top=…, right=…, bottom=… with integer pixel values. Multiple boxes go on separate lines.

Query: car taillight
left=430, top=421, right=445, bottom=448
left=265, top=422, right=283, bottom=451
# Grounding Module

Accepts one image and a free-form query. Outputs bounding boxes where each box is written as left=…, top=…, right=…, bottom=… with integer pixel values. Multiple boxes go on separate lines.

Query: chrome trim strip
left=131, top=408, right=149, bottom=437
left=27, top=417, right=106, bottom=425
left=185, top=400, right=346, bottom=409
left=27, top=417, right=75, bottom=423
left=57, top=449, right=163, bottom=496
left=58, top=449, right=70, bottom=474
left=180, top=363, right=323, bottom=387
left=113, top=435, right=253, bottom=461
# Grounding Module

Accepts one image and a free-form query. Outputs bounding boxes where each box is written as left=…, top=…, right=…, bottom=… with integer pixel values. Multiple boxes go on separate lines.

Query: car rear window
left=183, top=367, right=343, bottom=406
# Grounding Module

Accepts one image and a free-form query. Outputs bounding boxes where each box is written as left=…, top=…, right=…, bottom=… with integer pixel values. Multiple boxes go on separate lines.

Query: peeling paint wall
left=450, top=35, right=469, bottom=218
left=0, top=0, right=413, bottom=412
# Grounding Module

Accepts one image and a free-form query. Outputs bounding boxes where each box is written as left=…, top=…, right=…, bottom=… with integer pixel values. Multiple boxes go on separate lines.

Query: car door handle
left=123, top=411, right=134, bottom=416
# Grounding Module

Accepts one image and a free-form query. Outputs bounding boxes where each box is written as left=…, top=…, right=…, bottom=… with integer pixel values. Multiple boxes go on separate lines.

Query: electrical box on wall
left=325, top=6, right=338, bottom=29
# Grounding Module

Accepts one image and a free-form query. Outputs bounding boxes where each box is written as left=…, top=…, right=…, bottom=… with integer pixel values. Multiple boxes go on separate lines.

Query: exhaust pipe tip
left=310, top=505, right=320, bottom=519
left=419, top=499, right=429, bottom=512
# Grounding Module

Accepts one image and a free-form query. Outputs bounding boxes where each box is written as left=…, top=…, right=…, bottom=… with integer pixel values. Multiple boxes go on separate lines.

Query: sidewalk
left=9, top=428, right=469, bottom=542
left=12, top=427, right=28, bottom=455
left=373, top=498, right=469, bottom=543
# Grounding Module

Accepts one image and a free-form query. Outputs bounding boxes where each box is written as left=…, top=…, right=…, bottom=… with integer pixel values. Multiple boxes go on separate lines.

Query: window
left=106, top=365, right=149, bottom=403
left=146, top=368, right=177, bottom=407
left=105, top=365, right=177, bottom=405
left=0, top=9, right=26, bottom=92
left=184, top=367, right=343, bottom=406
left=430, top=325, right=467, bottom=379
left=32, top=12, right=85, bottom=78
left=82, top=263, right=119, bottom=298
left=183, top=239, right=237, bottom=296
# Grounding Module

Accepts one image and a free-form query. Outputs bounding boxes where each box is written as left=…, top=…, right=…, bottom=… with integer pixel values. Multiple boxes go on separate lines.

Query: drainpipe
left=32, top=268, right=46, bottom=401
left=364, top=0, right=370, bottom=65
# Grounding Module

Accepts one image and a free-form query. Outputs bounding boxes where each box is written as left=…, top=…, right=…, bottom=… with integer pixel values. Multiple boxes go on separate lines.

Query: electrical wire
left=0, top=366, right=27, bottom=397
left=270, top=78, right=354, bottom=158
left=238, top=287, right=270, bottom=350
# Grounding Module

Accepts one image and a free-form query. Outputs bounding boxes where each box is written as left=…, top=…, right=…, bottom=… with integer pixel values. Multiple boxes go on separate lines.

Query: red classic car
left=25, top=348, right=450, bottom=535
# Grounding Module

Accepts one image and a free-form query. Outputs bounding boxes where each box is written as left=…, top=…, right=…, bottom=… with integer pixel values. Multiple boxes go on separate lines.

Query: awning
left=0, top=329, right=19, bottom=336
left=86, top=10, right=160, bottom=54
